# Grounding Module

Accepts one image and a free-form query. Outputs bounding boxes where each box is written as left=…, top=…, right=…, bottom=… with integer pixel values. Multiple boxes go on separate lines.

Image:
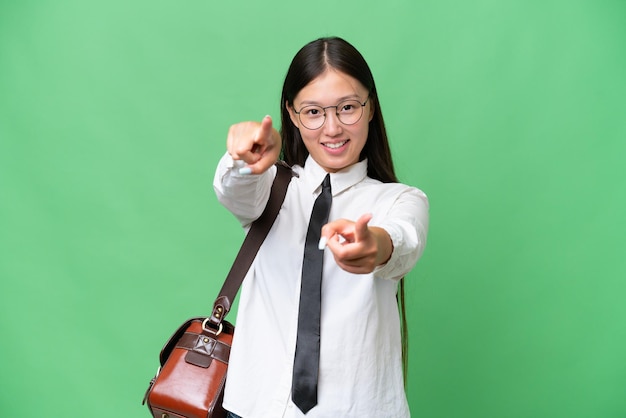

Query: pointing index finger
left=254, top=115, right=273, bottom=144
left=354, top=213, right=373, bottom=243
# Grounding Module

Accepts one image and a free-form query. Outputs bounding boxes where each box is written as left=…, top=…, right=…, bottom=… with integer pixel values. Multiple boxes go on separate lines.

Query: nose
left=323, top=109, right=343, bottom=136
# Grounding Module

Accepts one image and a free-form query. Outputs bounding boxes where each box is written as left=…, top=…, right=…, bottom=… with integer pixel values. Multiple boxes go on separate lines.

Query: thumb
left=354, top=213, right=373, bottom=243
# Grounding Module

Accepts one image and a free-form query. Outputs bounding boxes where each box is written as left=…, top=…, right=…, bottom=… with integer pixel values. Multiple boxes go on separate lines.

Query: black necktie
left=292, top=173, right=332, bottom=414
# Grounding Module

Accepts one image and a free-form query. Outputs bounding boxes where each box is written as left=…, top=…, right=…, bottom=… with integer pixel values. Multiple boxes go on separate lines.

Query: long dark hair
left=280, top=37, right=398, bottom=183
left=279, top=37, right=409, bottom=384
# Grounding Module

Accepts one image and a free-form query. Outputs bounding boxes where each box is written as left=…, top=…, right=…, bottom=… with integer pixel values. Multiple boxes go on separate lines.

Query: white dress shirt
left=214, top=153, right=429, bottom=418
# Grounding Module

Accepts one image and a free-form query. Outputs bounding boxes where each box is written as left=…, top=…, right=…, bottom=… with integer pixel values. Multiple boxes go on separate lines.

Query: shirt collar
left=302, top=156, right=369, bottom=196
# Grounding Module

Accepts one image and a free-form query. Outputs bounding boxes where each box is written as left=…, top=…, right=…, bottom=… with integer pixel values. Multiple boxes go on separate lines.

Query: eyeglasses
left=293, top=97, right=370, bottom=130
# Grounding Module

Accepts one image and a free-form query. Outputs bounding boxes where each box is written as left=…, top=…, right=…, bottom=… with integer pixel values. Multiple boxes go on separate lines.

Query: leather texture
left=178, top=331, right=231, bottom=368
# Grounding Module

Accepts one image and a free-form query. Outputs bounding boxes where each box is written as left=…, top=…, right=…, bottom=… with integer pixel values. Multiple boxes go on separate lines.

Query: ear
left=368, top=99, right=375, bottom=122
left=286, top=101, right=300, bottom=128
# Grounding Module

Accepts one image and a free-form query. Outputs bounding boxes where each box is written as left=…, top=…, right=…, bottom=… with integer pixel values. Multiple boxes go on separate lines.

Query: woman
left=214, top=36, right=429, bottom=418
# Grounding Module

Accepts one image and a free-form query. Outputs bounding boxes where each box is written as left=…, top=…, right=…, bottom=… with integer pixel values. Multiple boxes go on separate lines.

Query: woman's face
left=288, top=69, right=373, bottom=173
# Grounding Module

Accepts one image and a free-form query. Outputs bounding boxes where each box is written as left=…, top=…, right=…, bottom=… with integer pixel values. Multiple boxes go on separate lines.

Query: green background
left=1, top=0, right=625, bottom=417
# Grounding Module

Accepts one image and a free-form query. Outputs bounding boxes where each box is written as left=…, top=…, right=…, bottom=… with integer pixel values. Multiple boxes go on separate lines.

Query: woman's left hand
left=321, top=214, right=393, bottom=274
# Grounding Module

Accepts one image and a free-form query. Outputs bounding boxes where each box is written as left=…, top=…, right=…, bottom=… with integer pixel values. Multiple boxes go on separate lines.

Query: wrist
left=371, top=227, right=393, bottom=266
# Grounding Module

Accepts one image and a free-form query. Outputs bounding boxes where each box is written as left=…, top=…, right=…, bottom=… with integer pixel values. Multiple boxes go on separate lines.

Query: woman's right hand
left=226, top=115, right=281, bottom=175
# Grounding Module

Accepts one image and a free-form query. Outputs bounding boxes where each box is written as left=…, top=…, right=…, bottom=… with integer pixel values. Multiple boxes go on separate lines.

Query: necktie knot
left=321, top=173, right=331, bottom=193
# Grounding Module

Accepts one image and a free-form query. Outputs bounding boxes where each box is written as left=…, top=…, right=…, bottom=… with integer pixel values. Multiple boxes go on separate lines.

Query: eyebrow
left=298, top=94, right=363, bottom=106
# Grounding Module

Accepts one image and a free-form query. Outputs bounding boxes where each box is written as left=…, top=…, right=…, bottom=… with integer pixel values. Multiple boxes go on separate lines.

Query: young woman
left=214, top=36, right=429, bottom=418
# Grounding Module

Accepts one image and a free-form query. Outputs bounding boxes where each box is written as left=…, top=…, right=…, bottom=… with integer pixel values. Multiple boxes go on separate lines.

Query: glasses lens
left=299, top=106, right=325, bottom=130
left=337, top=100, right=364, bottom=125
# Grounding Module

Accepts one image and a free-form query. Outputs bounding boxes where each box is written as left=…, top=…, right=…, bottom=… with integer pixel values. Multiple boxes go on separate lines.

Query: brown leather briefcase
left=143, top=318, right=233, bottom=418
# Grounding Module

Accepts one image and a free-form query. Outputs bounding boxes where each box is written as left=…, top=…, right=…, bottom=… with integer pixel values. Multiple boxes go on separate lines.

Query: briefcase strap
left=207, top=162, right=294, bottom=328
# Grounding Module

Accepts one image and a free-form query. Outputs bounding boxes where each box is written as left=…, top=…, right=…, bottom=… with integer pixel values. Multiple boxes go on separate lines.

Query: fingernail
left=318, top=236, right=328, bottom=250
left=239, top=167, right=252, bottom=175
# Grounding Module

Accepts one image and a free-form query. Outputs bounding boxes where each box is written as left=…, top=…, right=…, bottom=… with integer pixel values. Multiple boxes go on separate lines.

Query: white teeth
left=324, top=140, right=347, bottom=149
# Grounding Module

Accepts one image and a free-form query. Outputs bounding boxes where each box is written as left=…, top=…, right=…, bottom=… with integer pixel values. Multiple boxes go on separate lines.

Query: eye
left=339, top=101, right=358, bottom=113
left=302, top=106, right=323, bottom=117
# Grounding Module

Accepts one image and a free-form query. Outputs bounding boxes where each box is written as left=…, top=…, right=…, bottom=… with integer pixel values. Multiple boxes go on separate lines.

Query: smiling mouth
left=323, top=140, right=349, bottom=149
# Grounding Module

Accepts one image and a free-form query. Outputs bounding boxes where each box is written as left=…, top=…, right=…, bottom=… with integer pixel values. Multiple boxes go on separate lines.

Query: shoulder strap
left=207, top=162, right=294, bottom=328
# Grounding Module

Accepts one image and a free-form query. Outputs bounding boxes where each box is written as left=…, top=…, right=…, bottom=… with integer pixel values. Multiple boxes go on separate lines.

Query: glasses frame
left=293, top=96, right=370, bottom=130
